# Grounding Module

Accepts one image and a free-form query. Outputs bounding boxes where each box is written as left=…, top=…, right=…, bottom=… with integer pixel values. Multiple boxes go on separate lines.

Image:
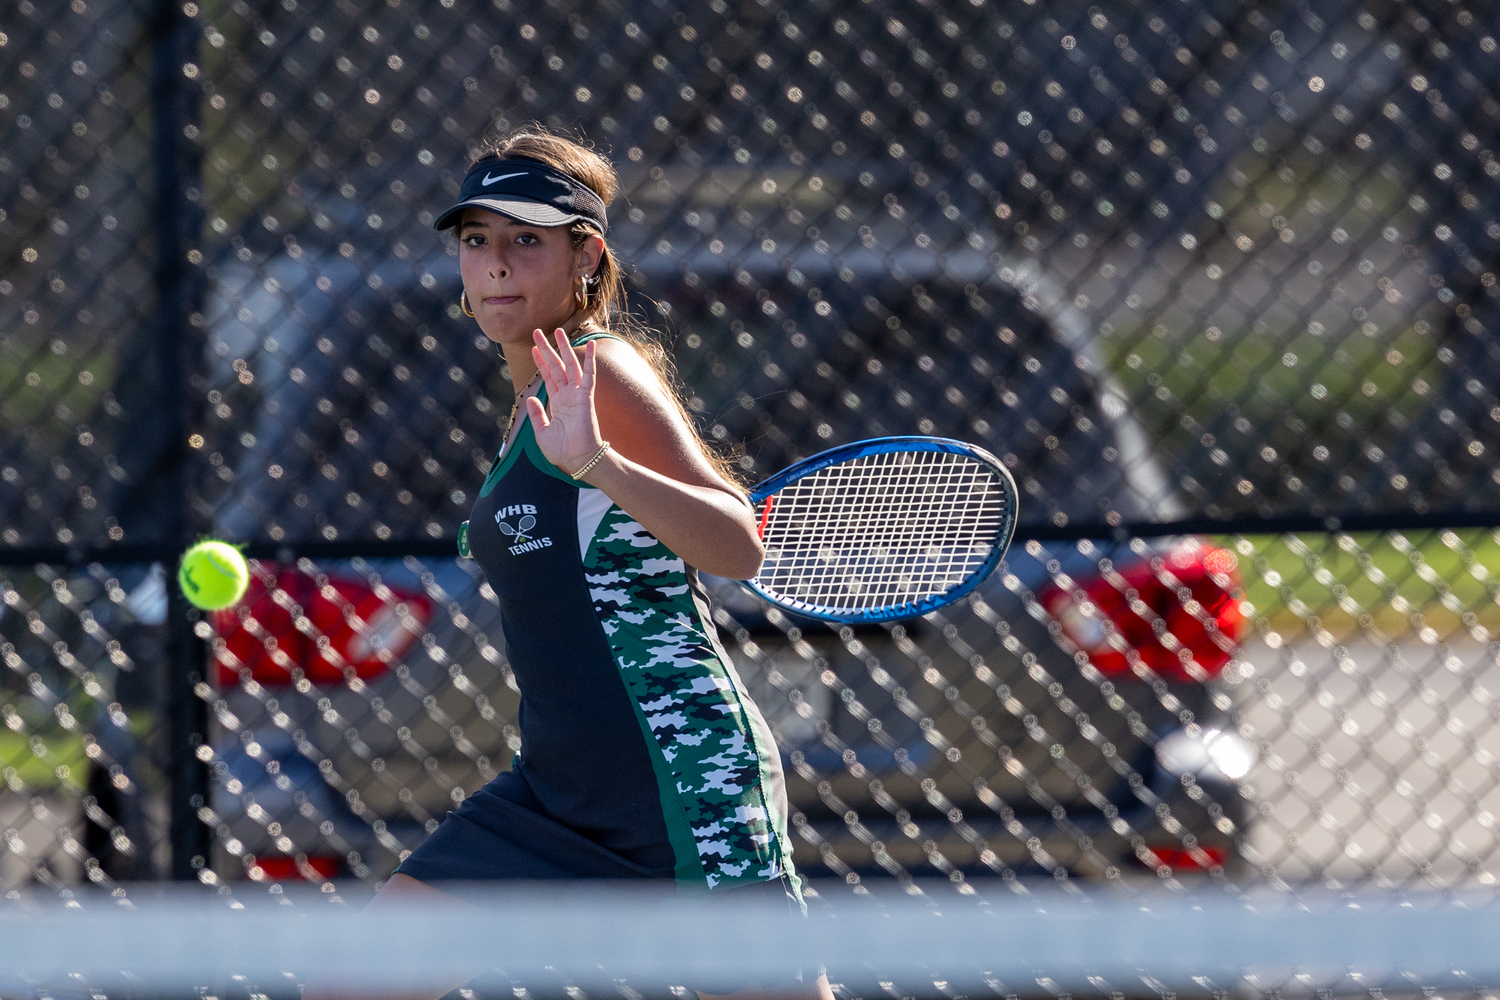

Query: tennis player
left=352, top=126, right=830, bottom=1000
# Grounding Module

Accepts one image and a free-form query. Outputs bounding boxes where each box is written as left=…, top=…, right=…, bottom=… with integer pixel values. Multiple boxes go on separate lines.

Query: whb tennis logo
left=496, top=504, right=552, bottom=555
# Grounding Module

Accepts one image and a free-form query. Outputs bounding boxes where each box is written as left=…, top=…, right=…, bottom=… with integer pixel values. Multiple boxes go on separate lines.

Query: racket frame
left=744, top=436, right=1019, bottom=623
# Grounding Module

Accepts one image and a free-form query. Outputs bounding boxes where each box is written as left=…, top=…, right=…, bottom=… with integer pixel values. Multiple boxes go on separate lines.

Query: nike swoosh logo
left=482, top=171, right=527, bottom=186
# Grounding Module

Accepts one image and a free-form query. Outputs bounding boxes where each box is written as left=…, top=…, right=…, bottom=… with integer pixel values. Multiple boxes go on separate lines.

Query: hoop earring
left=574, top=276, right=589, bottom=312
left=460, top=289, right=475, bottom=317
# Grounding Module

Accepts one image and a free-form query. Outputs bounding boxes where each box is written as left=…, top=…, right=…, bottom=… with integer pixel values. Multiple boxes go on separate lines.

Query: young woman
left=372, top=127, right=830, bottom=1000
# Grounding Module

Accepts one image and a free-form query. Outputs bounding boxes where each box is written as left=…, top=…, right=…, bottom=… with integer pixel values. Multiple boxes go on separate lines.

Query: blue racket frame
left=743, top=436, right=1018, bottom=623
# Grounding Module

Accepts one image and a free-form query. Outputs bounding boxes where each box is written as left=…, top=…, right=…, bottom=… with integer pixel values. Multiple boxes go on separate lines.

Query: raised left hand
left=526, top=328, right=605, bottom=477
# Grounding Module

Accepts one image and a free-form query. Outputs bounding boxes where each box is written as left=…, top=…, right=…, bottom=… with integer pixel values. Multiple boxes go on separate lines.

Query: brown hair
left=471, top=125, right=746, bottom=489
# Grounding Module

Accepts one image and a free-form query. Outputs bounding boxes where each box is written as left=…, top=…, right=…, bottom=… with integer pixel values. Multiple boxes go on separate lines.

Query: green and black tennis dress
left=399, top=332, right=800, bottom=897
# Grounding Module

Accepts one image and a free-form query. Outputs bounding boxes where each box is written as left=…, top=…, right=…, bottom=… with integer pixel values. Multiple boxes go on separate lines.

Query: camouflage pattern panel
left=584, top=504, right=790, bottom=890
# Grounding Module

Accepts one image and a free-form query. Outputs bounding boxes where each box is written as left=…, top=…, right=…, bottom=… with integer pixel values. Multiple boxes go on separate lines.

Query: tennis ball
left=177, top=540, right=250, bottom=611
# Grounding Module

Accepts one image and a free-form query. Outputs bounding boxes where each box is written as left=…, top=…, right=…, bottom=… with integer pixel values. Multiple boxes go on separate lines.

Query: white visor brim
left=437, top=197, right=588, bottom=230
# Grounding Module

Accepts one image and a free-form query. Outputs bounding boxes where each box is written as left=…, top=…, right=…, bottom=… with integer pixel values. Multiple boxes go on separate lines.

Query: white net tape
left=2, top=884, right=1496, bottom=997
left=757, top=451, right=1012, bottom=614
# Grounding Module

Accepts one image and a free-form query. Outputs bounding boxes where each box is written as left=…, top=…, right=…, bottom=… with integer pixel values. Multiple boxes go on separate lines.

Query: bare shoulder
left=586, top=335, right=729, bottom=491
left=585, top=335, right=672, bottom=414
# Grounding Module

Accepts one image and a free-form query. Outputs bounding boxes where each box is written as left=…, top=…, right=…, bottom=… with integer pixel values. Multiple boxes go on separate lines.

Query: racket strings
left=776, top=457, right=1003, bottom=553
left=758, top=450, right=1012, bottom=614
left=762, top=511, right=994, bottom=604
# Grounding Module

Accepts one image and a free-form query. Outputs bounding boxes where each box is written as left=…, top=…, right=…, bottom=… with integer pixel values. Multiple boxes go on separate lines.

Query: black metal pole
left=150, top=0, right=211, bottom=883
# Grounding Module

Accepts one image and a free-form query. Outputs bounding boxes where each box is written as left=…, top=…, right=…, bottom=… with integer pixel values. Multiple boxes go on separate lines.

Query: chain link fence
left=2, top=0, right=1499, bottom=898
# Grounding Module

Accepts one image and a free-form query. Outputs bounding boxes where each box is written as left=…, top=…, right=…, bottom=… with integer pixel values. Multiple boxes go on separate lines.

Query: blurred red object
left=1039, top=541, right=1245, bottom=682
left=1140, top=845, right=1227, bottom=871
left=212, top=563, right=432, bottom=686
left=250, top=854, right=341, bottom=881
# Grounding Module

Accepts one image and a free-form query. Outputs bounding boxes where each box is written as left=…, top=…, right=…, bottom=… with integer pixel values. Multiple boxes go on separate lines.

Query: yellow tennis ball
left=177, top=540, right=250, bottom=611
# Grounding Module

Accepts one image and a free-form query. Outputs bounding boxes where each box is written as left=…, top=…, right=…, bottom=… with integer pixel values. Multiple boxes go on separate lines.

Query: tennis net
left=2, top=882, right=1497, bottom=999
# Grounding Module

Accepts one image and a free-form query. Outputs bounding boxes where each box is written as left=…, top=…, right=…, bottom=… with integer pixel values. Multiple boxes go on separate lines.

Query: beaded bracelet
left=569, top=441, right=611, bottom=480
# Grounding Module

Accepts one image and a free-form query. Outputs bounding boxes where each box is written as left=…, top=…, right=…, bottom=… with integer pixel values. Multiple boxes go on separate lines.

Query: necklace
left=505, top=372, right=542, bottom=437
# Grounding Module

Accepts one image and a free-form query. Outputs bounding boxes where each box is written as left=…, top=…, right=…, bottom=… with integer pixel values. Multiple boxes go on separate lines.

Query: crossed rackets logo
left=497, top=514, right=536, bottom=543
left=495, top=502, right=552, bottom=554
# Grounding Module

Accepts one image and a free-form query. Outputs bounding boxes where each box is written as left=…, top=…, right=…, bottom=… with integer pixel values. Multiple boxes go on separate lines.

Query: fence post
left=149, top=0, right=211, bottom=882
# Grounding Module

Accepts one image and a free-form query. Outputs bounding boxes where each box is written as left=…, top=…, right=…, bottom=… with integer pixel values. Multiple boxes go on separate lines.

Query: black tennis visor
left=433, top=157, right=608, bottom=232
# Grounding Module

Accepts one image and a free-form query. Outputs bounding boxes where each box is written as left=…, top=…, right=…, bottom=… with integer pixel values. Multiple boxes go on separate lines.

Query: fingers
left=524, top=330, right=599, bottom=472
left=531, top=329, right=562, bottom=392
left=553, top=328, right=580, bottom=383
left=524, top=394, right=549, bottom=429
left=579, top=337, right=596, bottom=392
left=533, top=328, right=593, bottom=392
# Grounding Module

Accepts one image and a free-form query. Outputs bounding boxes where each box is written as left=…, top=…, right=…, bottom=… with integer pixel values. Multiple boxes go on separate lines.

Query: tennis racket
left=497, top=514, right=537, bottom=543
left=743, top=436, right=1019, bottom=623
